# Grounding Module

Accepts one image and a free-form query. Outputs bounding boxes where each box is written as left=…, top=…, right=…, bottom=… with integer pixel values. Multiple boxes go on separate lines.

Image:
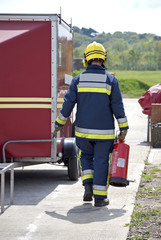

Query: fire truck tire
left=63, top=138, right=79, bottom=180
left=68, top=156, right=79, bottom=180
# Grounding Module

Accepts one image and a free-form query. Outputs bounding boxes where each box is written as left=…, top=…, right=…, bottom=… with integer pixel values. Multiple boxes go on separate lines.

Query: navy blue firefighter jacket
left=55, top=65, right=129, bottom=140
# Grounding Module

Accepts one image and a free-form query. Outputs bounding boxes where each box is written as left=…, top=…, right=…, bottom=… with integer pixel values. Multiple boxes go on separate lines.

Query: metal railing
left=2, top=139, right=55, bottom=163
left=0, top=163, right=14, bottom=213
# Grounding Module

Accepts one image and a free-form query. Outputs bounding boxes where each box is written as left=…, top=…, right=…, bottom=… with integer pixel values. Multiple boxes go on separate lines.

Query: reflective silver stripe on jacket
left=75, top=126, right=115, bottom=135
left=93, top=185, right=108, bottom=191
left=58, top=112, right=67, bottom=121
left=81, top=169, right=94, bottom=176
left=78, top=82, right=111, bottom=91
left=79, top=73, right=107, bottom=82
left=118, top=117, right=128, bottom=123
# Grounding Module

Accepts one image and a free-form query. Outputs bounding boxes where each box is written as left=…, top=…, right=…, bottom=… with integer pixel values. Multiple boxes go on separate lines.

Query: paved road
left=0, top=98, right=150, bottom=240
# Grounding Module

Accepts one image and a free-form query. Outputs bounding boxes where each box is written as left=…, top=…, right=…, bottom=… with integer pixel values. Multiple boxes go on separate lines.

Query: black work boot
left=83, top=183, right=93, bottom=201
left=94, top=198, right=109, bottom=207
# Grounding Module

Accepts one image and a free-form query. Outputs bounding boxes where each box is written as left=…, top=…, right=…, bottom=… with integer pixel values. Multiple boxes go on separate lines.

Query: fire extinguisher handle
left=115, top=130, right=119, bottom=142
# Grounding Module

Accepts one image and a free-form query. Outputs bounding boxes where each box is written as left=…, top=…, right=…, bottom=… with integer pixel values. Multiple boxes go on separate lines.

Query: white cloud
left=0, top=0, right=161, bottom=36
left=146, top=0, right=161, bottom=8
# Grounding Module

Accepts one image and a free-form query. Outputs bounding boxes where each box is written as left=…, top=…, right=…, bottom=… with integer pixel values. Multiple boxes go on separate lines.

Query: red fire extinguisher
left=109, top=141, right=130, bottom=187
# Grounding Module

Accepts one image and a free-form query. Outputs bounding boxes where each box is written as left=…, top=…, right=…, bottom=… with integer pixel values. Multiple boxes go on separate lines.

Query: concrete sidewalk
left=148, top=148, right=161, bottom=165
left=0, top=99, right=156, bottom=240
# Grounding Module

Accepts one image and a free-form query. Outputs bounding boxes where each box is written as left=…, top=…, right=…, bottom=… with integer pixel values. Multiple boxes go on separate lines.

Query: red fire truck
left=0, top=14, right=78, bottom=180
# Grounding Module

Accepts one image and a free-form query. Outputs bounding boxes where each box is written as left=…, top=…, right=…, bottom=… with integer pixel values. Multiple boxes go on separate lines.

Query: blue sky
left=1, top=0, right=161, bottom=36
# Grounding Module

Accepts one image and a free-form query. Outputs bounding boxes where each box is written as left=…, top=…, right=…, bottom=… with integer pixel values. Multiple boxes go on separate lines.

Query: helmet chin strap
left=82, top=59, right=88, bottom=68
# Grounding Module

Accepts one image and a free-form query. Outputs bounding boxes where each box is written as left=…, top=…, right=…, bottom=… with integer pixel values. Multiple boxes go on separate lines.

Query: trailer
left=0, top=14, right=79, bottom=180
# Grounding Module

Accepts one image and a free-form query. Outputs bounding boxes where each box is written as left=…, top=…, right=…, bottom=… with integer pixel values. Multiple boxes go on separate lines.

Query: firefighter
left=54, top=41, right=129, bottom=207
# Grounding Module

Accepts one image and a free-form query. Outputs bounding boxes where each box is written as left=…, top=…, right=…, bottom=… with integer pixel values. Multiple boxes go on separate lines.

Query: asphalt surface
left=0, top=98, right=153, bottom=240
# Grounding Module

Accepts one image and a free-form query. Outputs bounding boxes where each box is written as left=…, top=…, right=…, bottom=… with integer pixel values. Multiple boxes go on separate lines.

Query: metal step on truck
left=0, top=14, right=79, bottom=180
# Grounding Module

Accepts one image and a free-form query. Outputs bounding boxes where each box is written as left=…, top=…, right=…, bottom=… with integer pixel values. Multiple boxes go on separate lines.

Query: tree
left=73, top=28, right=161, bottom=70
left=155, top=42, right=161, bottom=70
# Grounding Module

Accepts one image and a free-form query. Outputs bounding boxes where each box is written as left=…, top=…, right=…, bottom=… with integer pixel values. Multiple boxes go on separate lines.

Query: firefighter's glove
left=118, top=130, right=127, bottom=142
left=53, top=125, right=63, bottom=138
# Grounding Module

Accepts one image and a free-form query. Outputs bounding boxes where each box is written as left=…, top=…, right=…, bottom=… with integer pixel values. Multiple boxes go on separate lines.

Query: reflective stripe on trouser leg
left=93, top=141, right=114, bottom=199
left=93, top=154, right=111, bottom=198
left=93, top=185, right=107, bottom=198
left=81, top=169, right=94, bottom=183
left=106, top=153, right=111, bottom=186
left=78, top=150, right=82, bottom=175
left=76, top=139, right=94, bottom=185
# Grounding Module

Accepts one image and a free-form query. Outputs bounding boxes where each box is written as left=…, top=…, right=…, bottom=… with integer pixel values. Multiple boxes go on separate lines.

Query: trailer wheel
left=68, top=156, right=79, bottom=180
left=63, top=138, right=79, bottom=181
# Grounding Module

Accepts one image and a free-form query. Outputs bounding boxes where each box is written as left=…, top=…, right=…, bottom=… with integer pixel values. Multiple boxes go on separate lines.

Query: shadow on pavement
left=3, top=167, right=77, bottom=206
left=137, top=141, right=150, bottom=146
left=46, top=203, right=126, bottom=224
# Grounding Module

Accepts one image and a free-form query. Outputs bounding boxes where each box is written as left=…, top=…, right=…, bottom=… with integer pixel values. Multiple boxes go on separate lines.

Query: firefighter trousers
left=76, top=138, right=114, bottom=199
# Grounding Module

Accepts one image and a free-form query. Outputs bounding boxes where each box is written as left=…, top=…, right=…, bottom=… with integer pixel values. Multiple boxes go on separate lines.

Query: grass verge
left=127, top=161, right=161, bottom=240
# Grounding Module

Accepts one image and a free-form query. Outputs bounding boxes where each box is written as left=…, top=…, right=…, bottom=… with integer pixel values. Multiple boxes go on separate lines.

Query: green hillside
left=73, top=27, right=161, bottom=71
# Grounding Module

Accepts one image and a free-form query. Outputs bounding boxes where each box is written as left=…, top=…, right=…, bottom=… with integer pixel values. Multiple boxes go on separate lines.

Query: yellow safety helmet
left=83, top=41, right=107, bottom=67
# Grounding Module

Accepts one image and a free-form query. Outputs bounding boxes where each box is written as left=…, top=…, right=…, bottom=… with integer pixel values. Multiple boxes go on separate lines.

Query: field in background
left=73, top=70, right=161, bottom=98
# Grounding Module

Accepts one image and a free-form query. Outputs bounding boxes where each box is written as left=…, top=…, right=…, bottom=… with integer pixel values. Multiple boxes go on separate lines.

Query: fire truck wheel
left=63, top=138, right=80, bottom=180
left=68, top=156, right=79, bottom=181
